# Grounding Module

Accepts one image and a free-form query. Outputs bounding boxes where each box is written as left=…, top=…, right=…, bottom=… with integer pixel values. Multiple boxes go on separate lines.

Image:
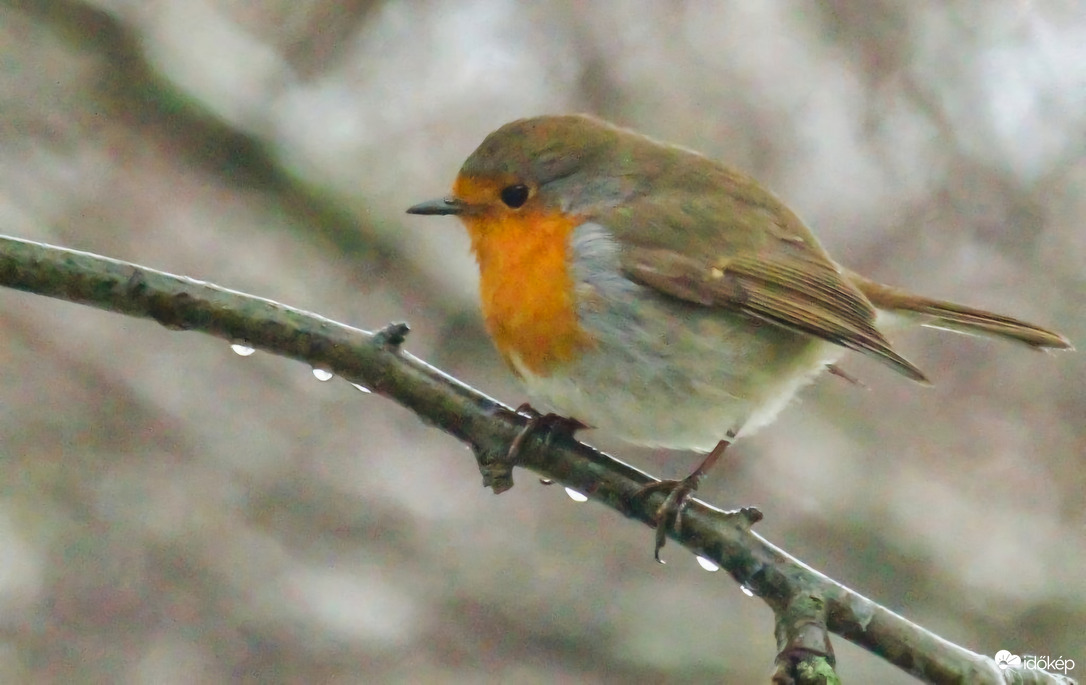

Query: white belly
left=508, top=224, right=843, bottom=452
left=512, top=324, right=840, bottom=451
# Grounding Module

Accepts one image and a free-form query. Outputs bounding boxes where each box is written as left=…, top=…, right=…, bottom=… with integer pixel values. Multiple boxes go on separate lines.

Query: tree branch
left=0, top=235, right=1074, bottom=685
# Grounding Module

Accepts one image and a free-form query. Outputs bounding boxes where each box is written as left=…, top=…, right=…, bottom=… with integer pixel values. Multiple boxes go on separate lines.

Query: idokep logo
left=995, top=650, right=1022, bottom=669
left=995, top=650, right=1076, bottom=675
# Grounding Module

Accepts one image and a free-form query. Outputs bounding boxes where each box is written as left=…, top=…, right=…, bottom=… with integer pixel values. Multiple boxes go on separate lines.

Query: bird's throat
left=464, top=211, right=592, bottom=377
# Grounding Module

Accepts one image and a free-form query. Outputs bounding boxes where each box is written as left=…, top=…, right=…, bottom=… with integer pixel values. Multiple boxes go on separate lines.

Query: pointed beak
left=406, top=197, right=465, bottom=216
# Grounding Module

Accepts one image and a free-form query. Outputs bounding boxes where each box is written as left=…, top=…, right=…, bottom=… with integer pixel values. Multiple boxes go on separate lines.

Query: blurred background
left=0, top=1, right=1083, bottom=682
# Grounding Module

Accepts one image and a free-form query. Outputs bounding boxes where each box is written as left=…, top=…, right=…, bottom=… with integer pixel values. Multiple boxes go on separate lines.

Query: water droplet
left=312, top=368, right=334, bottom=382
left=231, top=344, right=255, bottom=357
left=740, top=585, right=755, bottom=597
left=350, top=383, right=372, bottom=394
left=695, top=556, right=720, bottom=572
left=564, top=488, right=588, bottom=502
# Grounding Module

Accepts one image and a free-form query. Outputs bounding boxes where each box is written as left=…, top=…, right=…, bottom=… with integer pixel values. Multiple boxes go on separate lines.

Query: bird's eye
left=499, top=184, right=530, bottom=209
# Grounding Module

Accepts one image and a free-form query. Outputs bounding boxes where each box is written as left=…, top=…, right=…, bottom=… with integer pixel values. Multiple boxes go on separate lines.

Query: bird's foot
left=635, top=473, right=704, bottom=563
left=630, top=438, right=732, bottom=563
left=507, top=403, right=588, bottom=465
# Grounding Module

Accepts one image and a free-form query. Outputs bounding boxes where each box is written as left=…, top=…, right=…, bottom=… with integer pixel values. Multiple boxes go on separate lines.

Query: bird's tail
left=846, top=271, right=1073, bottom=351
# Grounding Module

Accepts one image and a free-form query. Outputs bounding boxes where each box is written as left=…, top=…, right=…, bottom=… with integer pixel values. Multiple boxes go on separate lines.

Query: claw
left=631, top=437, right=733, bottom=562
left=638, top=474, right=702, bottom=563
left=507, top=404, right=587, bottom=463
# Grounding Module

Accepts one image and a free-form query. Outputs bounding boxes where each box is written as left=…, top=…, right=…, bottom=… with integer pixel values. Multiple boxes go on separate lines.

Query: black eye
left=499, top=184, right=530, bottom=208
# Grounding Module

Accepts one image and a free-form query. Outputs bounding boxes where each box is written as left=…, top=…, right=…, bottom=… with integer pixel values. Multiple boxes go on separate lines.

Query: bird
left=407, top=114, right=1072, bottom=558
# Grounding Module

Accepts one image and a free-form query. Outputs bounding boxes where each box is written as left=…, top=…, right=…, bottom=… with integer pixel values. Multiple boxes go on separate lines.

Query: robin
left=407, top=114, right=1072, bottom=558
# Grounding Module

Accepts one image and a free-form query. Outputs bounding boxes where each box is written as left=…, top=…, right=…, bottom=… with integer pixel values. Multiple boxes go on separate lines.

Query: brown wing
left=623, top=246, right=928, bottom=382
left=597, top=154, right=928, bottom=382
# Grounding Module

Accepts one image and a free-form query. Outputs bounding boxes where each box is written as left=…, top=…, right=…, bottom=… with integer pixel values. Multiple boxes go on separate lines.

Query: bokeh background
left=1, top=1, right=1083, bottom=682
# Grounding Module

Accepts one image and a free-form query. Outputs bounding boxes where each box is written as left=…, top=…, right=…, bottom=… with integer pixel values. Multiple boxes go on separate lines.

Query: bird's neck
left=464, top=211, right=592, bottom=377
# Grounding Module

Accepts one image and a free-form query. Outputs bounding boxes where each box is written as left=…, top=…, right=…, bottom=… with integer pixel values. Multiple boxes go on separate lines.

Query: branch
left=0, top=235, right=1073, bottom=685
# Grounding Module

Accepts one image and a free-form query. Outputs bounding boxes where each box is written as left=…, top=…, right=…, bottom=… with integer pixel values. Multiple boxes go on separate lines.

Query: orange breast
left=462, top=209, right=592, bottom=376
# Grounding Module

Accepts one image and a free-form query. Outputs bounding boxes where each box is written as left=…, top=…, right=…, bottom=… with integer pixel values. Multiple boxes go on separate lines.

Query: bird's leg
left=507, top=403, right=588, bottom=468
left=826, top=364, right=865, bottom=387
left=634, top=435, right=733, bottom=563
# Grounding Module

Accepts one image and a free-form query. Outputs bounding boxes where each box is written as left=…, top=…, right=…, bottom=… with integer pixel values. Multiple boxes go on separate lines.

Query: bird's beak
left=406, top=197, right=465, bottom=216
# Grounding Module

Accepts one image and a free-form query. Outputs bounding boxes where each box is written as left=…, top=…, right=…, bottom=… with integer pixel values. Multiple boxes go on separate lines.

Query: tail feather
left=904, top=299, right=1072, bottom=349
left=846, top=271, right=1074, bottom=351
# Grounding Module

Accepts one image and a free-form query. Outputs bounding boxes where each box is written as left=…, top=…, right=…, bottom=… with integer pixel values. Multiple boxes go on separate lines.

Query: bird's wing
left=605, top=165, right=928, bottom=382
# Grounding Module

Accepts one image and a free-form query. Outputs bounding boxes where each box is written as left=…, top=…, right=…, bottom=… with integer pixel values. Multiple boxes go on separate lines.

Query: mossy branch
left=0, top=235, right=1074, bottom=685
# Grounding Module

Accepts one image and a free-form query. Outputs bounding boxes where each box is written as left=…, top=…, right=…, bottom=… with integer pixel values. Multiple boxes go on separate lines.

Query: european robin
left=407, top=114, right=1072, bottom=557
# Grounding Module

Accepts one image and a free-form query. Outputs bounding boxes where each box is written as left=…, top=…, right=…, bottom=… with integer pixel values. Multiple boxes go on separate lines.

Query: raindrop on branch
left=312, top=368, right=334, bottom=382
left=564, top=488, right=588, bottom=502
left=695, top=556, right=720, bottom=572
left=230, top=344, right=255, bottom=357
